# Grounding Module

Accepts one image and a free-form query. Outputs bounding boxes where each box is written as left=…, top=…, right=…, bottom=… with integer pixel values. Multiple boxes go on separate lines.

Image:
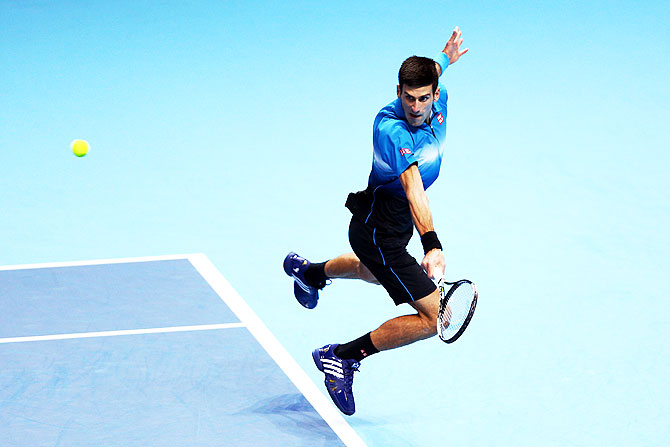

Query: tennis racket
left=434, top=275, right=477, bottom=343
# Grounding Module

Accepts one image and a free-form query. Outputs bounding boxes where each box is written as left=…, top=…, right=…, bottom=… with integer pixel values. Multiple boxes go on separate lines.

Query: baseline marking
left=0, top=323, right=245, bottom=344
left=188, top=253, right=368, bottom=447
left=0, top=254, right=198, bottom=272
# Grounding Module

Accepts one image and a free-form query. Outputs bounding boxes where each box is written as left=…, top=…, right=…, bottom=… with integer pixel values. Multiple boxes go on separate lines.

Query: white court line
left=0, top=323, right=245, bottom=344
left=0, top=254, right=199, bottom=271
left=188, top=254, right=368, bottom=447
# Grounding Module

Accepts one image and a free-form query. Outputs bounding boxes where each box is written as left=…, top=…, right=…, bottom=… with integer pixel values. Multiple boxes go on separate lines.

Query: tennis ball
left=71, top=139, right=89, bottom=157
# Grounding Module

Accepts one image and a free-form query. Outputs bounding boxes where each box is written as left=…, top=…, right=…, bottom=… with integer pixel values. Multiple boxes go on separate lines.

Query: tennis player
left=284, top=27, right=469, bottom=416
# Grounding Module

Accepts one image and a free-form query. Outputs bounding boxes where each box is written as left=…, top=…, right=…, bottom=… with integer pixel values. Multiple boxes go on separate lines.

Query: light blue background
left=1, top=1, right=668, bottom=445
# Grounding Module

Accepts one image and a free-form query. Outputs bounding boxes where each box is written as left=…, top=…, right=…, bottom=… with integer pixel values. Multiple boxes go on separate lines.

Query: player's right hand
left=422, top=248, right=446, bottom=280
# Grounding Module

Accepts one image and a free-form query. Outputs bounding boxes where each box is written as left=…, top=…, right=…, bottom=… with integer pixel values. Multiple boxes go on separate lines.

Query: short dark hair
left=398, top=56, right=438, bottom=93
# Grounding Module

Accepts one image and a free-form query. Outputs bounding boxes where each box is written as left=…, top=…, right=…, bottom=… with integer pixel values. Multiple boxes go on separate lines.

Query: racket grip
left=432, top=269, right=445, bottom=284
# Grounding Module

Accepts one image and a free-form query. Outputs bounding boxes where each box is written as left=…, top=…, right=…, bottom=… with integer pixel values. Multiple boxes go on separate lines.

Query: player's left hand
left=422, top=248, right=446, bottom=280
left=442, top=26, right=469, bottom=65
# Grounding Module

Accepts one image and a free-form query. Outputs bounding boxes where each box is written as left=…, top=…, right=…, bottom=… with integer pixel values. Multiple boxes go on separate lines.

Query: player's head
left=397, top=56, right=440, bottom=128
left=398, top=56, right=439, bottom=93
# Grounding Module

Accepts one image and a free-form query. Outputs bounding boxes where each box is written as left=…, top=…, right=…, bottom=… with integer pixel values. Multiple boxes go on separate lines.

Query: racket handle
left=432, top=269, right=445, bottom=284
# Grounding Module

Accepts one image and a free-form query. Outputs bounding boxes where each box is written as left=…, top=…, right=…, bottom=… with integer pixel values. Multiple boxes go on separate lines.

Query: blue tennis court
left=2, top=1, right=669, bottom=446
left=0, top=255, right=365, bottom=446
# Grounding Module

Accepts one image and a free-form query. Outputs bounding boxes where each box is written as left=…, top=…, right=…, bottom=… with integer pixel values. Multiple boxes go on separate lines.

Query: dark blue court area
left=0, top=255, right=365, bottom=446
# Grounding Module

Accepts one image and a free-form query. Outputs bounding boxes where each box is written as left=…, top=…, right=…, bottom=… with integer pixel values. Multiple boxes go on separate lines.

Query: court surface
left=2, top=2, right=669, bottom=445
left=0, top=254, right=366, bottom=447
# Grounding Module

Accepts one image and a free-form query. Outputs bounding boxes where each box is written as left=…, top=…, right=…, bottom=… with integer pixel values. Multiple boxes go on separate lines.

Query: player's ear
left=434, top=86, right=440, bottom=102
left=397, top=84, right=401, bottom=98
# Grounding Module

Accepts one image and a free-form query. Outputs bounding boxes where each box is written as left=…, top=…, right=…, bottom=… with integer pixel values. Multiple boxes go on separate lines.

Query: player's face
left=397, top=84, right=440, bottom=128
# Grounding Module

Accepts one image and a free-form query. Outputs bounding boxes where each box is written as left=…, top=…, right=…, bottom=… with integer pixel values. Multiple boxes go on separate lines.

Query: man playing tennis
left=284, top=27, right=469, bottom=416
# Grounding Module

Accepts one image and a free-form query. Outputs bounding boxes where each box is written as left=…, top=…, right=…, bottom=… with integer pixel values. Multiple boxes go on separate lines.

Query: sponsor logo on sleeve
left=399, top=147, right=413, bottom=156
left=436, top=113, right=444, bottom=124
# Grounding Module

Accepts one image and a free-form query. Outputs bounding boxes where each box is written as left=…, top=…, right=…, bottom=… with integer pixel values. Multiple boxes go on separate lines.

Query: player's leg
left=324, top=252, right=379, bottom=284
left=312, top=218, right=440, bottom=415
left=369, top=289, right=439, bottom=350
left=340, top=216, right=440, bottom=352
left=283, top=250, right=379, bottom=309
left=334, top=214, right=444, bottom=354
left=312, top=289, right=439, bottom=416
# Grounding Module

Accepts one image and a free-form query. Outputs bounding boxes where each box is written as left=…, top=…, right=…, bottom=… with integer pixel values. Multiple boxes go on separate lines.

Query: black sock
left=304, top=261, right=329, bottom=288
left=334, top=332, right=379, bottom=362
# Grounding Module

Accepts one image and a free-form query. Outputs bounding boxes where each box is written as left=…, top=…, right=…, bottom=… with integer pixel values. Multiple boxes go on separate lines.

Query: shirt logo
left=436, top=113, right=444, bottom=124
left=399, top=147, right=413, bottom=156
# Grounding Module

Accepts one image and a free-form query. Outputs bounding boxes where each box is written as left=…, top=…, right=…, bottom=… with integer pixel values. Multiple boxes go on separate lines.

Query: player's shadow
left=236, top=393, right=340, bottom=441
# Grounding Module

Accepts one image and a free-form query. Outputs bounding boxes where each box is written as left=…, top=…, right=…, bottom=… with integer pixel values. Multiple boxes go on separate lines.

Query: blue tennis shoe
left=283, top=252, right=322, bottom=309
left=312, top=344, right=360, bottom=416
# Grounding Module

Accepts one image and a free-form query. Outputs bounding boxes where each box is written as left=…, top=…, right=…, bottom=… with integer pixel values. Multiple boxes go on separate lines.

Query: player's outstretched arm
left=435, top=26, right=469, bottom=76
left=400, top=164, right=446, bottom=279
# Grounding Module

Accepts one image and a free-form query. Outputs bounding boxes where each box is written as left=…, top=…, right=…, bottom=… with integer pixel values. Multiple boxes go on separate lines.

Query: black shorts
left=348, top=217, right=437, bottom=305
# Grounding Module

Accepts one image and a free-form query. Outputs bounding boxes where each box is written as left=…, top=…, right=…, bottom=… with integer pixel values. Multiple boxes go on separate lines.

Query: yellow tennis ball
left=71, top=139, right=89, bottom=157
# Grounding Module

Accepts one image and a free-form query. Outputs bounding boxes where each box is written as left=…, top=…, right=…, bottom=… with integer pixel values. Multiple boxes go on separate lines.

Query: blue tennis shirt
left=348, top=82, right=448, bottom=234
left=369, top=83, right=448, bottom=196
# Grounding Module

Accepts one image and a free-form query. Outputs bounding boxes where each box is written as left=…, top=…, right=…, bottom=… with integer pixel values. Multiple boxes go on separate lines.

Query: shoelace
left=343, top=362, right=360, bottom=388
left=317, top=279, right=333, bottom=290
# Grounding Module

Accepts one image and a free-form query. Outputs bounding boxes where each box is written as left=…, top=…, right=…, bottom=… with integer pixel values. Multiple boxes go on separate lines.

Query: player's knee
left=418, top=313, right=438, bottom=337
left=411, top=309, right=437, bottom=338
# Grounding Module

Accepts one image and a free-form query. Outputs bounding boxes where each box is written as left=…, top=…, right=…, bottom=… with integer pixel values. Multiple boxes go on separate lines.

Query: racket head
left=436, top=278, right=477, bottom=343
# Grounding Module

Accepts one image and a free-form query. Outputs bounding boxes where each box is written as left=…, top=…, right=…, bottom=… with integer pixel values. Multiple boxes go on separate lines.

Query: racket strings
left=439, top=282, right=475, bottom=340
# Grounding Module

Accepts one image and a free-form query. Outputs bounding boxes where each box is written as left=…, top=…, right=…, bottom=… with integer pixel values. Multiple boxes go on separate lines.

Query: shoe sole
left=285, top=252, right=318, bottom=309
